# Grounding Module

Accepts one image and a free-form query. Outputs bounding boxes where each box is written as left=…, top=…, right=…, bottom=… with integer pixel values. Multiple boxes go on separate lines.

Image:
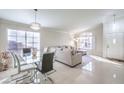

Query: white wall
left=75, top=24, right=103, bottom=57
left=0, top=19, right=72, bottom=52
left=41, top=29, right=72, bottom=47
left=0, top=24, right=8, bottom=51
left=103, top=16, right=124, bottom=60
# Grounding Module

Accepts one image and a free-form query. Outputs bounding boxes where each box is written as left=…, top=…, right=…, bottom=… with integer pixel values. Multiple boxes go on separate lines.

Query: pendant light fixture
left=112, top=14, right=117, bottom=44
left=112, top=14, right=116, bottom=31
left=30, top=9, right=41, bottom=30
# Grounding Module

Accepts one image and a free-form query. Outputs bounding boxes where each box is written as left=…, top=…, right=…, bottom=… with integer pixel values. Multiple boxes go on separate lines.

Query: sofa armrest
left=55, top=50, right=72, bottom=65
left=72, top=53, right=82, bottom=66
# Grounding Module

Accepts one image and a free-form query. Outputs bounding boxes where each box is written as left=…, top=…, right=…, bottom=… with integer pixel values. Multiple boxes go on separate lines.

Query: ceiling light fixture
left=112, top=14, right=117, bottom=44
left=112, top=14, right=116, bottom=31
left=30, top=9, right=41, bottom=30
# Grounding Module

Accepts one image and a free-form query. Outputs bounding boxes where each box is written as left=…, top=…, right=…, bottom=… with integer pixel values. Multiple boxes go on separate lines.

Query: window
left=8, top=29, right=40, bottom=55
left=78, top=32, right=93, bottom=50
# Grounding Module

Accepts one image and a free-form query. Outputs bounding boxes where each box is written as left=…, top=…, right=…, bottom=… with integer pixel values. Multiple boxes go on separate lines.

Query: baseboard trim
left=55, top=60, right=81, bottom=68
left=106, top=58, right=124, bottom=62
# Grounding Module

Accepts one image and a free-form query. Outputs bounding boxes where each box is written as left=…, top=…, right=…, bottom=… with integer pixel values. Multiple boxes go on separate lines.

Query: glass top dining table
left=20, top=55, right=41, bottom=65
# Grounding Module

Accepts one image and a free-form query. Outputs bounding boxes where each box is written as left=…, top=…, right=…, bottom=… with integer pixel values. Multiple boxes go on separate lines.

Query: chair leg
left=16, top=70, right=37, bottom=84
left=30, top=69, right=38, bottom=83
left=43, top=73, right=48, bottom=80
left=16, top=75, right=31, bottom=84
left=10, top=71, right=29, bottom=81
left=47, top=77, right=54, bottom=84
left=10, top=70, right=35, bottom=84
left=42, top=73, right=54, bottom=84
left=36, top=70, right=54, bottom=84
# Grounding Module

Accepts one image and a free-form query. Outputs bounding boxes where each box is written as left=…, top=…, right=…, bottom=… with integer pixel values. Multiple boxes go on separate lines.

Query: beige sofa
left=55, top=47, right=82, bottom=67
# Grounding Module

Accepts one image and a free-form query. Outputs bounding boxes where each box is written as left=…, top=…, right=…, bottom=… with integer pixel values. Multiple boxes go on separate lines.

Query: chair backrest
left=41, top=52, right=54, bottom=73
left=10, top=52, right=17, bottom=68
left=10, top=52, right=21, bottom=73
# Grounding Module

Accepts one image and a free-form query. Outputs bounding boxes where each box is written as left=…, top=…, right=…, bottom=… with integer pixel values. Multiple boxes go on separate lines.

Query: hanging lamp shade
left=30, top=22, right=41, bottom=30
left=30, top=9, right=41, bottom=30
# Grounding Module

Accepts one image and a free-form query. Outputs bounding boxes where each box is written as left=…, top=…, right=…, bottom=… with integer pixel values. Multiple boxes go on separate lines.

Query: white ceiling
left=0, top=9, right=124, bottom=33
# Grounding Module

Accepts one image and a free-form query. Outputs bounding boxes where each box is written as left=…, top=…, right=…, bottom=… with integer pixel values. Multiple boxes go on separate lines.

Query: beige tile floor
left=49, top=55, right=124, bottom=84
left=0, top=55, right=124, bottom=84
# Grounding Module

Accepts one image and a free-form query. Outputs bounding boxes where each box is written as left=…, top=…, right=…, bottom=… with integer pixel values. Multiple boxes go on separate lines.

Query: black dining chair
left=36, top=52, right=55, bottom=83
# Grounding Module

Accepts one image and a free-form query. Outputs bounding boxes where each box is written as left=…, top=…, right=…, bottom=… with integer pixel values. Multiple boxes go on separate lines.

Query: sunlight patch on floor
left=90, top=55, right=122, bottom=66
left=82, top=62, right=93, bottom=72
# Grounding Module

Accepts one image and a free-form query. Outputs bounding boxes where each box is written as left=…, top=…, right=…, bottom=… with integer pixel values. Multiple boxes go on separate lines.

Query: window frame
left=78, top=32, right=93, bottom=50
left=7, top=29, right=40, bottom=54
